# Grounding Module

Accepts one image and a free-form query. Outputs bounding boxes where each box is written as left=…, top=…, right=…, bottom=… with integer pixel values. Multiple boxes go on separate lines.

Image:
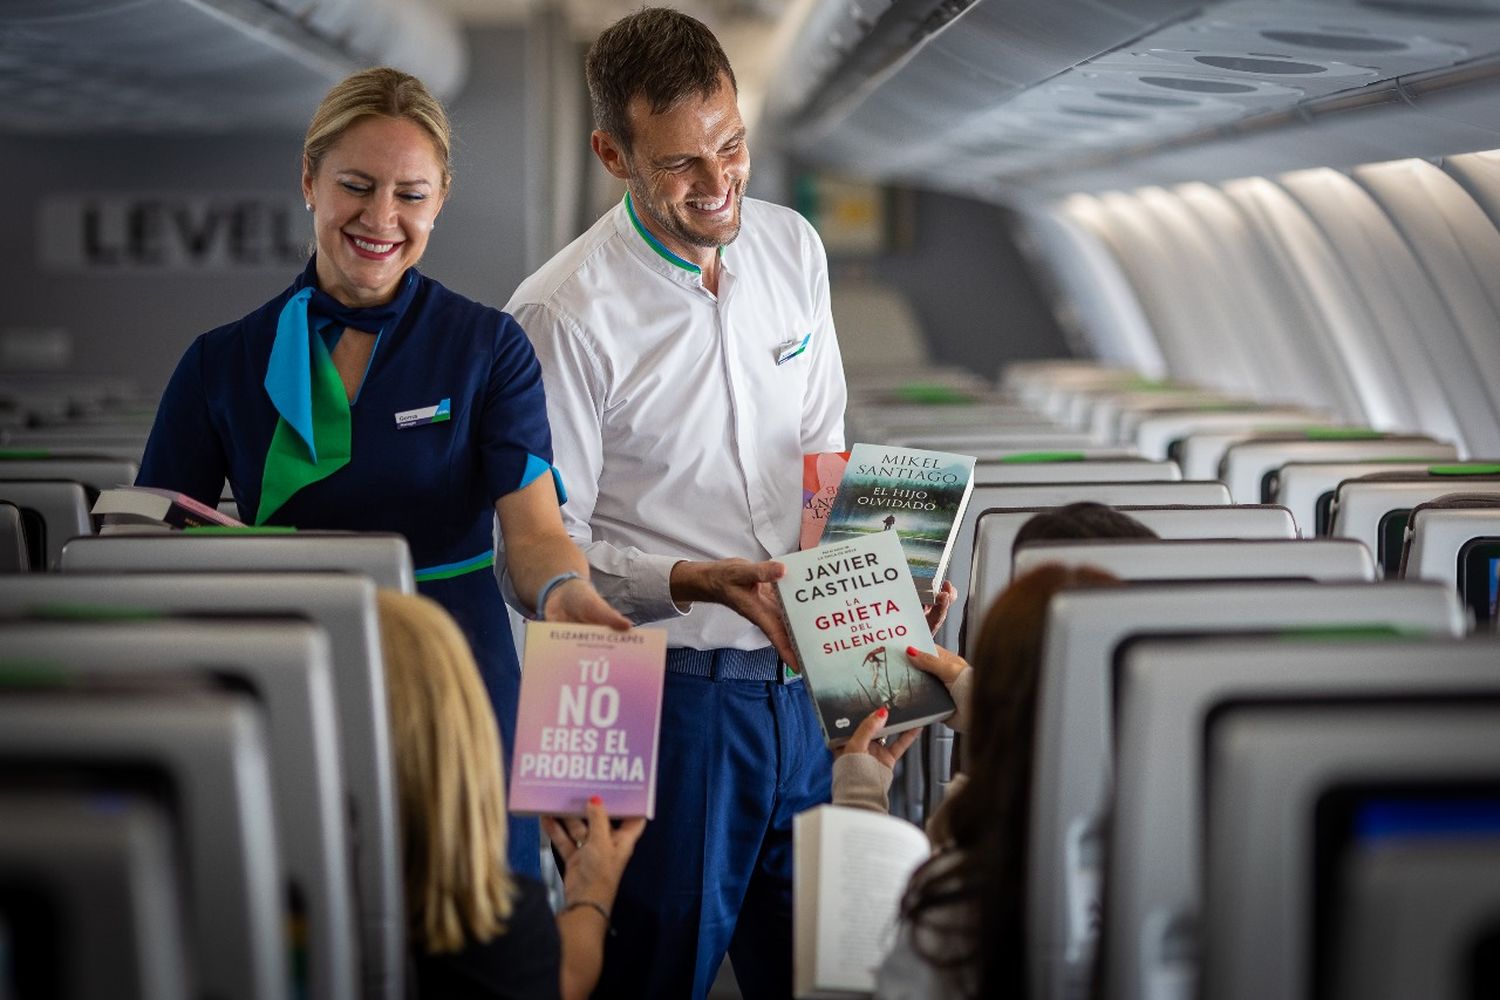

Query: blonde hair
left=304, top=67, right=454, bottom=189
left=377, top=591, right=514, bottom=953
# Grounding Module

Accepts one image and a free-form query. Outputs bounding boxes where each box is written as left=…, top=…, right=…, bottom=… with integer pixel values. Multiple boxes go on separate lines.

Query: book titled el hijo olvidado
left=509, top=623, right=667, bottom=819
left=777, top=530, right=954, bottom=747
left=818, top=443, right=976, bottom=603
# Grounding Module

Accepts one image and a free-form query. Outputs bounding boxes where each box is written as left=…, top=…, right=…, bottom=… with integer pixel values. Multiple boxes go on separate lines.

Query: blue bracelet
left=536, top=571, right=582, bottom=621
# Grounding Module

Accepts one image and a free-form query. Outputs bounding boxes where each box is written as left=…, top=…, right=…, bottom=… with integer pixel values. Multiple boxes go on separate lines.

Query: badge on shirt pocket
left=774, top=333, right=811, bottom=366
left=394, top=398, right=451, bottom=429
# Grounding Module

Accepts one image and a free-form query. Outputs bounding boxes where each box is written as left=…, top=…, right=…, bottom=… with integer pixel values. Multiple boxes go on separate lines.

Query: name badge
left=775, top=333, right=812, bottom=366
left=395, top=398, right=451, bottom=429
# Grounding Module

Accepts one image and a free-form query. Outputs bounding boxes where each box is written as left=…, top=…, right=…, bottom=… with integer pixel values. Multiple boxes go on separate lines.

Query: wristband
left=561, top=898, right=612, bottom=927
left=535, top=571, right=581, bottom=621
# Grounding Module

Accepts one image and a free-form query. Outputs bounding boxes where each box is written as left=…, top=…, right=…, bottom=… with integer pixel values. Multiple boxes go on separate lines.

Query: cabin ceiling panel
left=0, top=0, right=466, bottom=134
left=768, top=0, right=1500, bottom=196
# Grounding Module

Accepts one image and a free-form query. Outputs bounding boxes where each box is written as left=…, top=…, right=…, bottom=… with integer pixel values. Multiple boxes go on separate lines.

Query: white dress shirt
left=506, top=194, right=847, bottom=650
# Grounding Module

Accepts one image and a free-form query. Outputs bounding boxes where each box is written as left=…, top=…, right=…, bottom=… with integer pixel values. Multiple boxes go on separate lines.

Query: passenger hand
left=905, top=643, right=968, bottom=686
left=923, top=581, right=957, bottom=634
left=669, top=558, right=798, bottom=669
left=545, top=577, right=632, bottom=631
left=832, top=706, right=921, bottom=771
left=543, top=796, right=647, bottom=914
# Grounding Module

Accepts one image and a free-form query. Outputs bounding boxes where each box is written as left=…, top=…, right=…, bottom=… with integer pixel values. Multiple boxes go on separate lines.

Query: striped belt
left=666, top=646, right=800, bottom=684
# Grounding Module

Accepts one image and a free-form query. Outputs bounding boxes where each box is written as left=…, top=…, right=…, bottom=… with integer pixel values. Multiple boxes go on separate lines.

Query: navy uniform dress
left=138, top=258, right=557, bottom=877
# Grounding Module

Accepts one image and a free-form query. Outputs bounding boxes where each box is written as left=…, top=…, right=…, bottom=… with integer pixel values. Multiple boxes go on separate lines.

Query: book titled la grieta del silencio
left=819, top=443, right=976, bottom=603
left=777, top=530, right=954, bottom=747
left=509, top=622, right=667, bottom=819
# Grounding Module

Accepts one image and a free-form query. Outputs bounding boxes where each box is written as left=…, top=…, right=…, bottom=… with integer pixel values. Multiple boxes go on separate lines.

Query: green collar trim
left=624, top=192, right=705, bottom=274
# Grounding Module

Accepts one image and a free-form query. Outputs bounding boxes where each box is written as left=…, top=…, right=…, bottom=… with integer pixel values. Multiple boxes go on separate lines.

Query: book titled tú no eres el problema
left=509, top=622, right=667, bottom=819
left=777, top=530, right=954, bottom=747
left=818, top=442, right=976, bottom=603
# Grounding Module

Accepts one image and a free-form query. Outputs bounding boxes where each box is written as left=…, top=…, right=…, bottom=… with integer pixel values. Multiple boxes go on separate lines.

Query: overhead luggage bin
left=1024, top=579, right=1464, bottom=1000
left=1105, top=633, right=1500, bottom=1000
left=946, top=480, right=1231, bottom=653
left=0, top=691, right=285, bottom=1000
left=0, top=480, right=92, bottom=569
left=1218, top=433, right=1459, bottom=503
left=1133, top=407, right=1333, bottom=461
left=0, top=791, right=189, bottom=1000
left=1328, top=473, right=1500, bottom=577
left=1012, top=536, right=1376, bottom=589
left=60, top=530, right=416, bottom=592
left=0, top=571, right=402, bottom=1000
left=975, top=458, right=1179, bottom=485
left=1203, top=702, right=1500, bottom=1000
left=1, top=618, right=357, bottom=1000
left=1268, top=459, right=1477, bottom=537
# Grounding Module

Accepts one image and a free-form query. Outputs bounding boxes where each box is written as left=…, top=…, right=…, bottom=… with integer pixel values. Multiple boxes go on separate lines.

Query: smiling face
left=594, top=75, right=749, bottom=268
left=301, top=115, right=447, bottom=308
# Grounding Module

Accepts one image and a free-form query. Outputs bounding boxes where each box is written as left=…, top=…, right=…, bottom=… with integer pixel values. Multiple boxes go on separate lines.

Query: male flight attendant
left=505, top=8, right=847, bottom=997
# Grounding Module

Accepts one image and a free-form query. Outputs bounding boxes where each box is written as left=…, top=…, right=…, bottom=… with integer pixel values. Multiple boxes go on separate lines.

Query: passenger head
left=301, top=68, right=451, bottom=307
left=1012, top=501, right=1159, bottom=555
left=904, top=563, right=1120, bottom=997
left=585, top=8, right=749, bottom=255
left=377, top=590, right=514, bottom=954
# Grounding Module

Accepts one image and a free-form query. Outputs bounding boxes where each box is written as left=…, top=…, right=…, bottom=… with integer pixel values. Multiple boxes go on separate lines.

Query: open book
left=794, top=804, right=931, bottom=998
left=91, top=485, right=243, bottom=528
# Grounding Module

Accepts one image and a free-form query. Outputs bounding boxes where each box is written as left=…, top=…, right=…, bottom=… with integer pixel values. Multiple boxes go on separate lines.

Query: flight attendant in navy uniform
left=137, top=67, right=629, bottom=878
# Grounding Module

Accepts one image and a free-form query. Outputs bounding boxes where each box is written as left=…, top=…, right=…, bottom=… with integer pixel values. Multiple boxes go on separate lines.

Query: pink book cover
left=509, top=623, right=668, bottom=818
left=801, top=451, right=851, bottom=550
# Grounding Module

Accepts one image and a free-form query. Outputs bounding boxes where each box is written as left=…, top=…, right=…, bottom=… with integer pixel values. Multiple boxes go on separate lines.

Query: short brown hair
left=585, top=7, right=737, bottom=149
left=304, top=67, right=453, bottom=189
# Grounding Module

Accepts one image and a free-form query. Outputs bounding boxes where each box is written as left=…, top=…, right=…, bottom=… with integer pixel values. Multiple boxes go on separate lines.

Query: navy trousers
left=594, top=648, right=832, bottom=999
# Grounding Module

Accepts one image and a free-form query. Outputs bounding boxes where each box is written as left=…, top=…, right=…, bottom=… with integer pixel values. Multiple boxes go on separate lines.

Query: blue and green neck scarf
left=257, top=260, right=419, bottom=524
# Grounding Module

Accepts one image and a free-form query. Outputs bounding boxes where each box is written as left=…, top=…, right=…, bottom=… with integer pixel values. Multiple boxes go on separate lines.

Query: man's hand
left=669, top=558, right=797, bottom=668
left=545, top=577, right=632, bottom=631
left=924, top=580, right=957, bottom=634
left=832, top=706, right=921, bottom=770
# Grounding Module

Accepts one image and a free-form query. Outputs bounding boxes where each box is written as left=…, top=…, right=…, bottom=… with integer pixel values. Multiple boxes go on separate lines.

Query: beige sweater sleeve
left=830, top=753, right=895, bottom=814
left=945, top=666, right=974, bottom=734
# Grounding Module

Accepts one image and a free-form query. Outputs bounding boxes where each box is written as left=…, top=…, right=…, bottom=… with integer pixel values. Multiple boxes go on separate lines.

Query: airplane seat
left=1012, top=536, right=1377, bottom=587
left=1105, top=633, right=1500, bottom=1000
left=1, top=617, right=360, bottom=1000
left=0, top=456, right=139, bottom=493
left=1398, top=496, right=1500, bottom=631
left=0, top=688, right=287, bottom=1000
left=58, top=530, right=418, bottom=592
left=1327, top=472, right=1500, bottom=578
left=0, top=572, right=404, bottom=1000
left=0, top=501, right=25, bottom=572
left=0, top=791, right=190, bottom=1000
left=1202, top=701, right=1500, bottom=1000
left=0, top=480, right=93, bottom=570
left=1026, top=580, right=1463, bottom=1000
left=1214, top=432, right=1458, bottom=505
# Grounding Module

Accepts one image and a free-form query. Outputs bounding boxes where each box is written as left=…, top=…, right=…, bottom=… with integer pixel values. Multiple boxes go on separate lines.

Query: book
left=91, top=485, right=244, bottom=528
left=777, top=530, right=954, bottom=747
left=508, top=622, right=667, bottom=819
left=793, top=804, right=931, bottom=998
left=801, top=451, right=851, bottom=549
left=818, top=443, right=976, bottom=603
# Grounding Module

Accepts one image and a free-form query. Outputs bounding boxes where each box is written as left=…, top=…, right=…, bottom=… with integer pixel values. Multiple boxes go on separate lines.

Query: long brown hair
left=377, top=590, right=514, bottom=954
left=902, top=563, right=1120, bottom=997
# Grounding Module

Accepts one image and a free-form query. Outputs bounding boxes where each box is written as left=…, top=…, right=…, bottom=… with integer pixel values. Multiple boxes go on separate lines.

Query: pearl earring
left=305, top=202, right=312, bottom=212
